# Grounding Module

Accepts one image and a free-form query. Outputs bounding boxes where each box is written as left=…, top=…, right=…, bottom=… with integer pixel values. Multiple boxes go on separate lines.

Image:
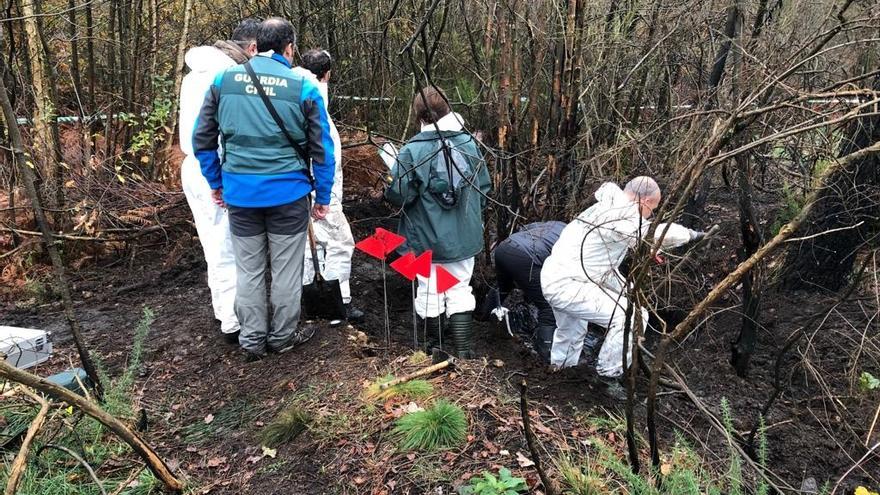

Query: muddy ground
left=1, top=159, right=878, bottom=493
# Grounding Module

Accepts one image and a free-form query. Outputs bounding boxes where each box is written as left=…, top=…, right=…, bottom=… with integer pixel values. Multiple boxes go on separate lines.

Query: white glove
left=378, top=143, right=398, bottom=170
left=490, top=306, right=514, bottom=337
left=490, top=306, right=509, bottom=322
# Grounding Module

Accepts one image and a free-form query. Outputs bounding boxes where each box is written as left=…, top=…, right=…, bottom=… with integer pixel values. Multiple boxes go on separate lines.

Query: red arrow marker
left=408, top=250, right=433, bottom=278
left=390, top=252, right=418, bottom=281
left=374, top=228, right=406, bottom=255
left=355, top=235, right=386, bottom=260
left=435, top=265, right=461, bottom=294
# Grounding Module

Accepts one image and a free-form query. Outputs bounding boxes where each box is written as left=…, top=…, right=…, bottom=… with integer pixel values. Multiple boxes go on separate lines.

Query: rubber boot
left=420, top=317, right=443, bottom=353
left=533, top=325, right=555, bottom=363
left=599, top=375, right=627, bottom=402
left=448, top=312, right=475, bottom=359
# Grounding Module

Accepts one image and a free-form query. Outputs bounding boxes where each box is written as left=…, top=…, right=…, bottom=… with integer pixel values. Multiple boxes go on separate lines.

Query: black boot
left=419, top=317, right=443, bottom=353
left=448, top=312, right=475, bottom=359
left=345, top=305, right=365, bottom=323
left=533, top=325, right=555, bottom=362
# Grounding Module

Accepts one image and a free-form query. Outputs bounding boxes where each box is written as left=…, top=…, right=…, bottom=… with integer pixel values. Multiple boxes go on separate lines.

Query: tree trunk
left=20, top=0, right=63, bottom=214
left=682, top=0, right=741, bottom=229
left=731, top=152, right=763, bottom=376
left=0, top=52, right=105, bottom=400
left=779, top=78, right=880, bottom=291
left=85, top=0, right=97, bottom=114
left=164, top=0, right=195, bottom=153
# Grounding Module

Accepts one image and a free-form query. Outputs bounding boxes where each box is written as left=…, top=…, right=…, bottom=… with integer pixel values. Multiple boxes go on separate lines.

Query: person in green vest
left=385, top=86, right=491, bottom=358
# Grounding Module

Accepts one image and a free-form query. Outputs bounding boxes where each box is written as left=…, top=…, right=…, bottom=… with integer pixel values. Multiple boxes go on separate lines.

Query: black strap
left=243, top=61, right=311, bottom=168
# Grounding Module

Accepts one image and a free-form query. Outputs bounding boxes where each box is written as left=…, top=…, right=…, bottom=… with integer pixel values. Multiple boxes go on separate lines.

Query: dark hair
left=412, top=86, right=451, bottom=124
left=231, top=17, right=262, bottom=42
left=257, top=17, right=296, bottom=53
left=301, top=49, right=333, bottom=79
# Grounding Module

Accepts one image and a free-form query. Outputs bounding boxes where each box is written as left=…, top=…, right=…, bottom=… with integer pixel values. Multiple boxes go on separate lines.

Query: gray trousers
left=229, top=198, right=309, bottom=354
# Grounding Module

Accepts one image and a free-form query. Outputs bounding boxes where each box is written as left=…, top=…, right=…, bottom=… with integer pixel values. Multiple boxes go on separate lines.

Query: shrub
left=393, top=400, right=467, bottom=451
left=459, top=468, right=528, bottom=495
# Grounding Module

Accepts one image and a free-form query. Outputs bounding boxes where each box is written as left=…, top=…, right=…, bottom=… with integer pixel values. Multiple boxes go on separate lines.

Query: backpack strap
left=243, top=60, right=314, bottom=185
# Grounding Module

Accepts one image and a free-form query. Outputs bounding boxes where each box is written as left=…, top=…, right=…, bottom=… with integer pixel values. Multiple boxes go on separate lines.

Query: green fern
left=393, top=400, right=467, bottom=451
left=755, top=416, right=769, bottom=495
left=720, top=398, right=743, bottom=495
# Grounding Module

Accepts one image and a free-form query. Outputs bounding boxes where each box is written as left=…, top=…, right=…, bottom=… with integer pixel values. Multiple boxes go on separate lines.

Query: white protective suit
left=179, top=46, right=239, bottom=334
left=296, top=74, right=356, bottom=304
left=540, top=182, right=693, bottom=376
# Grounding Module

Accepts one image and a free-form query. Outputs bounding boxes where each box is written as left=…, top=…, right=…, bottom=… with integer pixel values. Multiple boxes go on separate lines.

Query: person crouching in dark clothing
left=484, top=221, right=565, bottom=361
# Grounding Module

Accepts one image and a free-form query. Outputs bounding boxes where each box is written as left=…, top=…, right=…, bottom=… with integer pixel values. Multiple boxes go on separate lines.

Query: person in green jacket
left=385, top=86, right=491, bottom=358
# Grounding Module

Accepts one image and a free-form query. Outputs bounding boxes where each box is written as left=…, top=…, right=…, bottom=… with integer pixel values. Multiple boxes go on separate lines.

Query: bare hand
left=211, top=188, right=226, bottom=208
left=312, top=203, right=330, bottom=220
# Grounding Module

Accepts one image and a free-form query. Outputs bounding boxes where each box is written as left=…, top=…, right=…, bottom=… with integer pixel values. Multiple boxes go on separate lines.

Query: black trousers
left=493, top=241, right=555, bottom=328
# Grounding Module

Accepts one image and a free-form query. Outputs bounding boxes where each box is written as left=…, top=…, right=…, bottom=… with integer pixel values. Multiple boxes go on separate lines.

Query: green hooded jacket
left=385, top=128, right=491, bottom=263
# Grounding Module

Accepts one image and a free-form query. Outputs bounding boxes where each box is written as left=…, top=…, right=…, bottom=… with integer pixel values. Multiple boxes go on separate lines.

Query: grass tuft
left=260, top=405, right=312, bottom=448
left=365, top=374, right=434, bottom=401
left=393, top=400, right=467, bottom=451
left=408, top=351, right=430, bottom=365
left=556, top=453, right=607, bottom=495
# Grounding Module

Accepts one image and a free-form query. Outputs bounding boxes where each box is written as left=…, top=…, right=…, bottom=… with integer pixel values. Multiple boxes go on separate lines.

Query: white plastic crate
left=0, top=326, right=53, bottom=370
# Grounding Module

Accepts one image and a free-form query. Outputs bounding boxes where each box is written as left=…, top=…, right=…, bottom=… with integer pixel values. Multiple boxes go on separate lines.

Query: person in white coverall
left=178, top=19, right=260, bottom=342
left=540, top=177, right=705, bottom=387
left=295, top=49, right=363, bottom=323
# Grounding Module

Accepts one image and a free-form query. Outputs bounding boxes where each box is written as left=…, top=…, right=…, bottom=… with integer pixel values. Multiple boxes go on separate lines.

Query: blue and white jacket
left=193, top=52, right=336, bottom=207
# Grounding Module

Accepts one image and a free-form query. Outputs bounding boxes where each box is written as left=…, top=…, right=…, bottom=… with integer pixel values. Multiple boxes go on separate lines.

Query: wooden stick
left=5, top=387, right=50, bottom=495
left=379, top=359, right=453, bottom=390
left=867, top=401, right=880, bottom=448
left=0, top=361, right=184, bottom=492
left=519, top=379, right=556, bottom=495
left=109, top=466, right=145, bottom=495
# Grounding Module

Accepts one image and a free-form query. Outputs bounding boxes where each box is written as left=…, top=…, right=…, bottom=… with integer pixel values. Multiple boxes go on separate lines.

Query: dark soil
left=1, top=170, right=878, bottom=494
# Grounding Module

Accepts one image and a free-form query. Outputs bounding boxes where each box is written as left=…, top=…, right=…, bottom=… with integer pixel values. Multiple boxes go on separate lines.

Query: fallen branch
left=519, top=379, right=557, bottom=495
left=0, top=225, right=165, bottom=242
left=0, top=361, right=184, bottom=492
left=4, top=387, right=50, bottom=495
left=0, top=241, right=36, bottom=260
left=37, top=444, right=108, bottom=495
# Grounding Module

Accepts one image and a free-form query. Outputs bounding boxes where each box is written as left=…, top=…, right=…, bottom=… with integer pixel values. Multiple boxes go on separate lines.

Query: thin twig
left=519, top=379, right=556, bottom=495
left=109, top=466, right=145, bottom=495
left=37, top=444, right=108, bottom=495
left=4, top=387, right=50, bottom=495
left=663, top=365, right=794, bottom=493
left=829, top=442, right=880, bottom=495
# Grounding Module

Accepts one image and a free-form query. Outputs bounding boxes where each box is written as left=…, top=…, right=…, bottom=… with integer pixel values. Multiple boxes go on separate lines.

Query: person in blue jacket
left=192, top=18, right=335, bottom=361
